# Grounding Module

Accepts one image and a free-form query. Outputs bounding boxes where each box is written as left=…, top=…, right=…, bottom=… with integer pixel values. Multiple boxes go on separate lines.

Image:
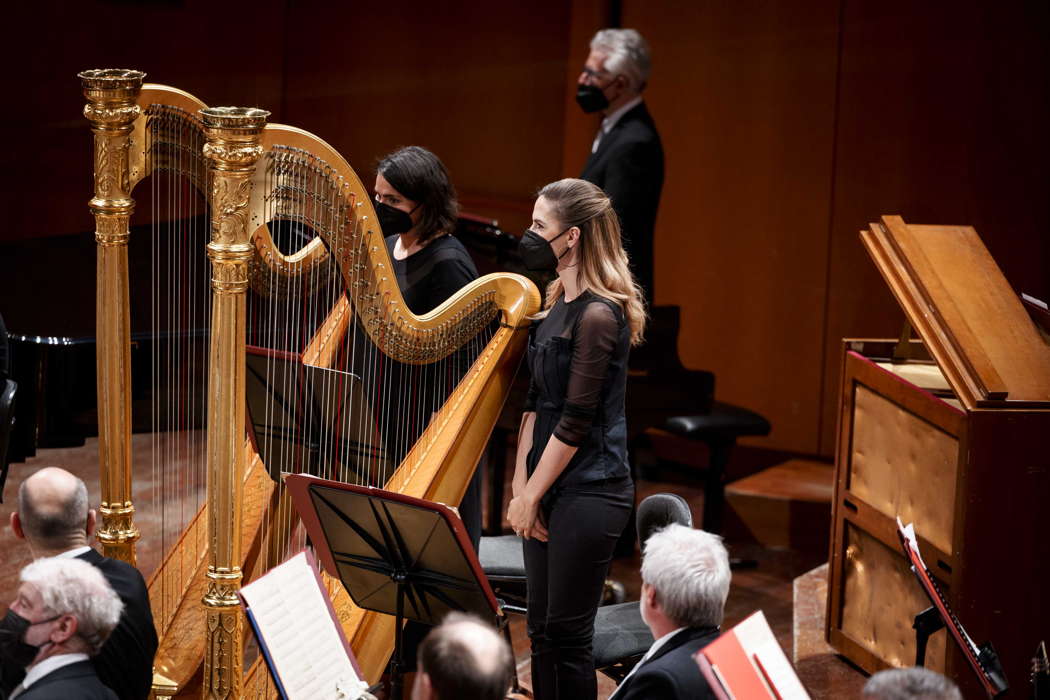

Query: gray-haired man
left=1, top=557, right=123, bottom=699
left=863, top=667, right=962, bottom=700
left=577, top=28, right=664, bottom=305
left=612, top=524, right=729, bottom=699
left=3, top=468, right=157, bottom=699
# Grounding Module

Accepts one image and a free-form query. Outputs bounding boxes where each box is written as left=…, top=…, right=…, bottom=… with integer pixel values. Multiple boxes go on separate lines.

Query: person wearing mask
left=3, top=468, right=157, bottom=700
left=372, top=146, right=485, bottom=677
left=576, top=28, right=663, bottom=305
left=508, top=177, right=646, bottom=699
left=1, top=557, right=124, bottom=699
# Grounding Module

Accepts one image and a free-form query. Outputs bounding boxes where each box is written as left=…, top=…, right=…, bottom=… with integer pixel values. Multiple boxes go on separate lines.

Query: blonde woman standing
left=507, top=178, right=646, bottom=699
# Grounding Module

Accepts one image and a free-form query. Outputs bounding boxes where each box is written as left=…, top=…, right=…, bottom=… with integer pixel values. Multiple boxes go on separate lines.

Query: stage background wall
left=3, top=0, right=1047, bottom=456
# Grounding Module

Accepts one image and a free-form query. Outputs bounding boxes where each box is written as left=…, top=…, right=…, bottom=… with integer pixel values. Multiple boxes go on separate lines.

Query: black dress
left=385, top=234, right=478, bottom=317
left=522, top=290, right=634, bottom=700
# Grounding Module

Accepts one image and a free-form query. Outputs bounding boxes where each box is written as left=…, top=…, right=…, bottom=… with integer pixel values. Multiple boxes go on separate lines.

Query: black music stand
left=285, top=474, right=507, bottom=700
left=897, top=519, right=1009, bottom=698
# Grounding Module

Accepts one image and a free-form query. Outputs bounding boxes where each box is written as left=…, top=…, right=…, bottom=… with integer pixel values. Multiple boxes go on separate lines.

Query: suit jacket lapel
left=580, top=102, right=650, bottom=178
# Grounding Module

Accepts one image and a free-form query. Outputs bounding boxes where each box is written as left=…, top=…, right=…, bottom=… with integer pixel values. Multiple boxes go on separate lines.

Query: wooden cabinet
left=826, top=217, right=1050, bottom=697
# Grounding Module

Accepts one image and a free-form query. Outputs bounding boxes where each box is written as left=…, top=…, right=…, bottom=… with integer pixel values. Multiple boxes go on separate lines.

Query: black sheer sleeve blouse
left=524, top=290, right=631, bottom=489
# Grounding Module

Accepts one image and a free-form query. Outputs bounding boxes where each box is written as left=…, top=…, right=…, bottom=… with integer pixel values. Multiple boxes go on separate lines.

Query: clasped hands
left=507, top=493, right=548, bottom=542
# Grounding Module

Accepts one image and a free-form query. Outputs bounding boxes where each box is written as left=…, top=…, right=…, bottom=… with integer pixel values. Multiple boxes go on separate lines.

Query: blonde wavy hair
left=535, top=178, right=646, bottom=345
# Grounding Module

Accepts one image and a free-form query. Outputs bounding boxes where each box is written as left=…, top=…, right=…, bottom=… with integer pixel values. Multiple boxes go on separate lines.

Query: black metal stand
left=285, top=475, right=516, bottom=700
left=913, top=606, right=946, bottom=667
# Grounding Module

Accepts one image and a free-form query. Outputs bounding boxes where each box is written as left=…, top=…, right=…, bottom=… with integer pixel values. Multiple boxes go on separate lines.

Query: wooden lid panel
left=861, top=216, right=1050, bottom=407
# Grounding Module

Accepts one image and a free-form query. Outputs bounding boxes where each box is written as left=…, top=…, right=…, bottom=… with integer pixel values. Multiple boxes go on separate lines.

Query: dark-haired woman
left=374, top=146, right=478, bottom=319
left=507, top=178, right=646, bottom=699
left=373, top=146, right=485, bottom=675
left=372, top=145, right=481, bottom=544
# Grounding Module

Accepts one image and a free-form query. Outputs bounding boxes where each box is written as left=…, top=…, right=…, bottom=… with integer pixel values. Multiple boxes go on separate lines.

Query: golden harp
left=80, top=69, right=538, bottom=698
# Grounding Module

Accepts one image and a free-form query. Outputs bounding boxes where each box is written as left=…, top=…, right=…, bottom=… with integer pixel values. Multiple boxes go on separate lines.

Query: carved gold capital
left=96, top=500, right=138, bottom=565
left=83, top=102, right=141, bottom=128
left=203, top=141, right=263, bottom=167
left=93, top=213, right=131, bottom=246
left=203, top=567, right=243, bottom=607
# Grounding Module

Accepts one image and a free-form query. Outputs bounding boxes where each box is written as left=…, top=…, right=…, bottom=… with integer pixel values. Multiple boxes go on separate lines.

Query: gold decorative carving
left=94, top=215, right=131, bottom=246
left=203, top=607, right=242, bottom=700
left=203, top=141, right=263, bottom=166
left=81, top=69, right=144, bottom=566
left=83, top=102, right=141, bottom=128
left=200, top=105, right=268, bottom=700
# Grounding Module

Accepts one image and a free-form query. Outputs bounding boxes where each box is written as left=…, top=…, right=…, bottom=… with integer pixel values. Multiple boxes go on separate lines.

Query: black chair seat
left=662, top=401, right=771, bottom=535
left=664, top=401, right=771, bottom=441
left=478, top=534, right=525, bottom=580
left=592, top=602, right=654, bottom=679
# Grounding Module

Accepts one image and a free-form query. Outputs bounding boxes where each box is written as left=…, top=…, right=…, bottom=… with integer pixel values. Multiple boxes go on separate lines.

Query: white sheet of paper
left=240, top=551, right=368, bottom=700
left=734, top=610, right=811, bottom=700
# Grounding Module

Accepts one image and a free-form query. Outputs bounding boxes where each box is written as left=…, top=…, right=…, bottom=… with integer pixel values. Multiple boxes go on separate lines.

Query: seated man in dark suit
left=3, top=468, right=158, bottom=699
left=1, top=557, right=123, bottom=699
left=577, top=28, right=664, bottom=305
left=611, top=524, right=730, bottom=699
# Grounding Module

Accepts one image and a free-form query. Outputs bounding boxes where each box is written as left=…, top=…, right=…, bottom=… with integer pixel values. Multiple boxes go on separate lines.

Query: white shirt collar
left=54, top=546, right=93, bottom=559
left=23, top=652, right=90, bottom=689
left=600, top=96, right=644, bottom=135
left=609, top=626, right=686, bottom=699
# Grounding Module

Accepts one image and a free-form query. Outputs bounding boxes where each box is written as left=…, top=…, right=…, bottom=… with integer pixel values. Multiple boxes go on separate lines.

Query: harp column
left=200, top=106, right=269, bottom=700
left=79, top=69, right=145, bottom=566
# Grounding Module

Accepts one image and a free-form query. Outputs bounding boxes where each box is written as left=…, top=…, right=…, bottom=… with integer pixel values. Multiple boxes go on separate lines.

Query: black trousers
left=524, top=478, right=634, bottom=700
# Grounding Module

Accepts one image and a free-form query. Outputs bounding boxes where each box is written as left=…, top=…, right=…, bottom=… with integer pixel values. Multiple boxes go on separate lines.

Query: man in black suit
left=611, top=524, right=730, bottom=699
left=3, top=468, right=157, bottom=699
left=577, top=28, right=664, bottom=304
left=2, top=557, right=123, bottom=699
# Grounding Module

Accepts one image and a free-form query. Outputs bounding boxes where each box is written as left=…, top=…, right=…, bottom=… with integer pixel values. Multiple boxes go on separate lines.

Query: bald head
left=415, top=613, right=512, bottom=700
left=16, top=467, right=91, bottom=553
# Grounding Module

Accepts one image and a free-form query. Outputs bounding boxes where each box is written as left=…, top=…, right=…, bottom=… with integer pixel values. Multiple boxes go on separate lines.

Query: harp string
left=141, top=104, right=211, bottom=635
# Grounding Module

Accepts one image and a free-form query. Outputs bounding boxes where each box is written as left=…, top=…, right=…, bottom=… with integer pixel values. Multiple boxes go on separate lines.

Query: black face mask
left=575, top=84, right=610, bottom=114
left=0, top=610, right=57, bottom=669
left=374, top=199, right=416, bottom=236
left=518, top=228, right=571, bottom=272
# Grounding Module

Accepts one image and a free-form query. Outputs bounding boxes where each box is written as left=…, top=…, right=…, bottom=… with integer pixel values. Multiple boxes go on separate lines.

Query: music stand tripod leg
left=389, top=576, right=408, bottom=700
left=913, top=606, right=945, bottom=667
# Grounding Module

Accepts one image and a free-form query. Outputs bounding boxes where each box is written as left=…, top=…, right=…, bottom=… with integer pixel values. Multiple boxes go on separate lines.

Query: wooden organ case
left=826, top=215, right=1050, bottom=696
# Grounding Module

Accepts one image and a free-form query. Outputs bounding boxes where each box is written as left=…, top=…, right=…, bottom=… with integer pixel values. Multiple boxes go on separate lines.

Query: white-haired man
left=411, top=612, right=513, bottom=700
left=3, top=468, right=157, bottom=699
left=0, top=557, right=123, bottom=699
left=577, top=27, right=664, bottom=305
left=863, top=667, right=962, bottom=700
left=611, top=524, right=729, bottom=699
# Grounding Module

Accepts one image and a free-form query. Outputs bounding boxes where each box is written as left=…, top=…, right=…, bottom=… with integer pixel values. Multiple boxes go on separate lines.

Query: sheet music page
left=240, top=551, right=368, bottom=700
left=734, top=611, right=811, bottom=700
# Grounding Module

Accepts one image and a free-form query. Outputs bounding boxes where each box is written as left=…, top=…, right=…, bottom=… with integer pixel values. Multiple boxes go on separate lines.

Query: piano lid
left=861, top=215, right=1050, bottom=409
